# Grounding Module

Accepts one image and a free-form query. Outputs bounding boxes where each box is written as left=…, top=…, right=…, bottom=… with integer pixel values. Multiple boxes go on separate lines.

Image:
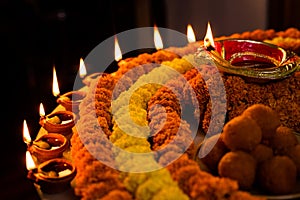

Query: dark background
left=1, top=0, right=299, bottom=199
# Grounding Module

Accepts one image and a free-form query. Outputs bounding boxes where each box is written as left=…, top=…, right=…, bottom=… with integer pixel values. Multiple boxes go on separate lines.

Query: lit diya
left=52, top=66, right=86, bottom=114
left=196, top=22, right=300, bottom=82
left=23, top=120, right=68, bottom=163
left=39, top=103, right=76, bottom=140
left=30, top=133, right=68, bottom=163
left=26, top=151, right=76, bottom=194
left=77, top=56, right=102, bottom=86
left=56, top=90, right=86, bottom=114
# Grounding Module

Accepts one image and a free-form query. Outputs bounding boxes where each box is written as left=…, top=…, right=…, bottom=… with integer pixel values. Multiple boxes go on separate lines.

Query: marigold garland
left=69, top=27, right=300, bottom=200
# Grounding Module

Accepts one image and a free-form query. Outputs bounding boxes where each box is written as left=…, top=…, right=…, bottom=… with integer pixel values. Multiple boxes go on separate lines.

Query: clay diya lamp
left=39, top=110, right=76, bottom=140
left=28, top=133, right=68, bottom=163
left=195, top=24, right=300, bottom=83
left=27, top=158, right=77, bottom=194
left=56, top=90, right=86, bottom=114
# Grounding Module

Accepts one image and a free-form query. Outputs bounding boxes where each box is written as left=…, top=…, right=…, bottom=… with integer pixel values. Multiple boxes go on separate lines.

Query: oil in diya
left=195, top=22, right=300, bottom=82
left=23, top=119, right=69, bottom=163
left=39, top=103, right=76, bottom=140
left=29, top=133, right=69, bottom=163
left=26, top=152, right=76, bottom=194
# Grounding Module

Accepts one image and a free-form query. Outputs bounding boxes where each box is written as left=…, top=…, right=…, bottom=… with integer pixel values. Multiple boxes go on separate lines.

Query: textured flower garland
left=71, top=49, right=182, bottom=199
left=109, top=56, right=195, bottom=199
left=70, top=27, right=300, bottom=200
left=71, top=74, right=132, bottom=200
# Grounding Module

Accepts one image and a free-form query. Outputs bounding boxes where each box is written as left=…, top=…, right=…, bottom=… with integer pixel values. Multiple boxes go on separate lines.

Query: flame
left=204, top=22, right=215, bottom=49
left=39, top=103, right=45, bottom=117
left=114, top=36, right=122, bottom=62
left=23, top=119, right=31, bottom=144
left=26, top=151, right=36, bottom=170
left=187, top=24, right=196, bottom=43
left=154, top=25, right=163, bottom=50
left=79, top=58, right=87, bottom=78
left=52, top=66, right=60, bottom=97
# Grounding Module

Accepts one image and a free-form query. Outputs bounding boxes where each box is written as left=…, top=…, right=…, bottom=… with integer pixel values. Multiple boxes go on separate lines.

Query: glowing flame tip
left=52, top=66, right=60, bottom=97
left=204, top=22, right=215, bottom=49
left=26, top=151, right=36, bottom=171
left=23, top=119, right=31, bottom=144
left=79, top=58, right=87, bottom=78
left=187, top=24, right=196, bottom=43
left=154, top=25, right=163, bottom=50
left=114, top=36, right=122, bottom=62
left=39, top=103, right=45, bottom=117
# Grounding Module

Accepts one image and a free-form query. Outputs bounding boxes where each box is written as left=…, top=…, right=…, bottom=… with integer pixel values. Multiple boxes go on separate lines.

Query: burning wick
left=23, top=120, right=32, bottom=146
left=204, top=38, right=215, bottom=51
left=39, top=102, right=46, bottom=124
left=196, top=22, right=300, bottom=81
left=26, top=157, right=77, bottom=194
left=203, top=22, right=224, bottom=61
left=26, top=150, right=39, bottom=183
left=39, top=102, right=65, bottom=135
left=39, top=103, right=49, bottom=126
left=39, top=102, right=74, bottom=129
left=204, top=22, right=216, bottom=51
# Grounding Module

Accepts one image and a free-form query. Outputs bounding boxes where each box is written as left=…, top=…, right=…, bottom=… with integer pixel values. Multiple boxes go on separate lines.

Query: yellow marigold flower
left=118, top=156, right=159, bottom=172
left=125, top=145, right=152, bottom=153
left=152, top=186, right=189, bottom=200
left=123, top=173, right=149, bottom=193
left=110, top=126, right=126, bottom=143
left=135, top=171, right=179, bottom=200
left=113, top=134, right=150, bottom=149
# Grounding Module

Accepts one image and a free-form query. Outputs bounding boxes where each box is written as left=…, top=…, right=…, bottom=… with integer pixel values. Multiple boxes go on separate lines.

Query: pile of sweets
left=70, top=27, right=300, bottom=200
left=198, top=104, right=300, bottom=195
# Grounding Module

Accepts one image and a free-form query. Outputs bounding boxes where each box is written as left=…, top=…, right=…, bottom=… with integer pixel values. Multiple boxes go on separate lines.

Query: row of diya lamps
left=23, top=25, right=148, bottom=194
left=24, top=63, right=100, bottom=194
left=22, top=25, right=184, bottom=195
